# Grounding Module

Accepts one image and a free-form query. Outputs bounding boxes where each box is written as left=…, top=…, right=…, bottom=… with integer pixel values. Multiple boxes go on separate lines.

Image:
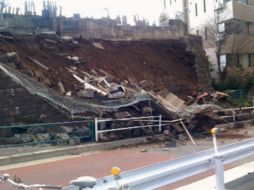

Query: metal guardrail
left=64, top=138, right=254, bottom=190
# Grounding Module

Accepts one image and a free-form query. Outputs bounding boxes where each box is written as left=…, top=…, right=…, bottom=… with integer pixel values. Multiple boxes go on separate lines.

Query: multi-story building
left=167, top=0, right=254, bottom=79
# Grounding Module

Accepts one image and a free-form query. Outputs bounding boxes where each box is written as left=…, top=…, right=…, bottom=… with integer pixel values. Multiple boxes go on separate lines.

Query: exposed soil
left=0, top=36, right=198, bottom=99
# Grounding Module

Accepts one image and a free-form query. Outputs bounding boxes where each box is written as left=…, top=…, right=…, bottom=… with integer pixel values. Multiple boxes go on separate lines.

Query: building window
left=205, top=27, right=208, bottom=40
left=218, top=23, right=225, bottom=33
left=195, top=3, right=198, bottom=16
left=227, top=21, right=251, bottom=35
left=239, top=54, right=250, bottom=68
left=204, top=0, right=206, bottom=12
left=239, top=0, right=248, bottom=5
left=220, top=55, right=227, bottom=71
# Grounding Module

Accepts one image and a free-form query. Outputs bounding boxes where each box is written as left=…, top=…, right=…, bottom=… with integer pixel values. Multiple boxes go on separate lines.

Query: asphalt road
left=0, top=147, right=174, bottom=190
left=1, top=127, right=253, bottom=190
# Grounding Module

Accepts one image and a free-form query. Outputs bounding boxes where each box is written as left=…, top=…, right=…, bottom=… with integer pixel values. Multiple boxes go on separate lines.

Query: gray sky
left=9, top=0, right=165, bottom=24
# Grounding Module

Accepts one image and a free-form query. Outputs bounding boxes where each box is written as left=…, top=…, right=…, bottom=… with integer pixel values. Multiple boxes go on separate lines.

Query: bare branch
left=0, top=0, right=8, bottom=14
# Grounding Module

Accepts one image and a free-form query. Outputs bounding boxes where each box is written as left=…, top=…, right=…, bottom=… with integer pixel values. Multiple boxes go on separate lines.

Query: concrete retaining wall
left=0, top=14, right=187, bottom=40
left=0, top=70, right=66, bottom=126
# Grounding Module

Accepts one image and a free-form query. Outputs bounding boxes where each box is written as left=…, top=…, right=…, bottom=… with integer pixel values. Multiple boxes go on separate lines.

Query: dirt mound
left=0, top=36, right=198, bottom=99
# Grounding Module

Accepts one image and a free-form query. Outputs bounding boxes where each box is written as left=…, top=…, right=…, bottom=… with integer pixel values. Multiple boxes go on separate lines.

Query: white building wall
left=168, top=0, right=221, bottom=34
left=168, top=0, right=254, bottom=80
left=188, top=0, right=219, bottom=79
left=168, top=0, right=222, bottom=79
left=168, top=0, right=185, bottom=21
left=188, top=0, right=216, bottom=33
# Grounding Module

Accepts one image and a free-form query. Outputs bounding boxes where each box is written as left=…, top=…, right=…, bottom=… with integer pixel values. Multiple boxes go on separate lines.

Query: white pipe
left=73, top=74, right=107, bottom=96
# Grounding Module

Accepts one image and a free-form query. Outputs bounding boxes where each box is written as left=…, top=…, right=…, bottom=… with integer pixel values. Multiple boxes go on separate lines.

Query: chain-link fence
left=0, top=64, right=151, bottom=118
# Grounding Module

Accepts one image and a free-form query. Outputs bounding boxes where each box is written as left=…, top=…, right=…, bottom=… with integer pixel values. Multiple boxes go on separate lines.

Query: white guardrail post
left=95, top=118, right=98, bottom=142
left=214, top=155, right=225, bottom=190
left=212, top=128, right=225, bottom=190
left=232, top=109, right=236, bottom=122
left=159, top=115, right=162, bottom=132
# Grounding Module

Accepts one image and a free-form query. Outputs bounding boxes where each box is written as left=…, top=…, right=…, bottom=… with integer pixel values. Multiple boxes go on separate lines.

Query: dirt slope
left=0, top=36, right=198, bottom=99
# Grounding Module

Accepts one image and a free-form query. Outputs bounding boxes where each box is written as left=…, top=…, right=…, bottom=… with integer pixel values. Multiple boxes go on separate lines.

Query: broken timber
left=28, top=56, right=49, bottom=71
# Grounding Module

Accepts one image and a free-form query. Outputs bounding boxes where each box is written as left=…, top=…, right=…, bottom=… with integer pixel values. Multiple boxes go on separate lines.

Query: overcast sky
left=9, top=0, right=165, bottom=25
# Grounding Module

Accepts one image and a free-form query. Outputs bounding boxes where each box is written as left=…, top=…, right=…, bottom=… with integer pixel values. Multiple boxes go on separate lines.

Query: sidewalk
left=0, top=137, right=148, bottom=166
left=176, top=160, right=254, bottom=190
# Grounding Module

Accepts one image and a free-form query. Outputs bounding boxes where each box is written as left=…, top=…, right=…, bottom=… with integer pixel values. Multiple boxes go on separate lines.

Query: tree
left=203, top=9, right=251, bottom=79
left=159, top=12, right=169, bottom=26
left=0, top=0, right=8, bottom=14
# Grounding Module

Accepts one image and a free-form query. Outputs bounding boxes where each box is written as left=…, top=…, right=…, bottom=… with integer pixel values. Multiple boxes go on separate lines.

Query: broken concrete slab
left=61, top=36, right=73, bottom=42
left=93, top=42, right=105, bottom=50
left=58, top=80, right=66, bottom=94
left=114, top=111, right=132, bottom=119
left=77, top=89, right=95, bottom=98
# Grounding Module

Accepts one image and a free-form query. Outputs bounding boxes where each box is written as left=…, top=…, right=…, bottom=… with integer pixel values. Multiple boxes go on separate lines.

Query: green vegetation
left=213, top=75, right=254, bottom=91
left=213, top=74, right=254, bottom=107
left=232, top=98, right=252, bottom=107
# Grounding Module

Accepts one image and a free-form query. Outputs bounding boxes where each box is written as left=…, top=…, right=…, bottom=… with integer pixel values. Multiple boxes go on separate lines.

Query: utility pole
left=183, top=0, right=189, bottom=30
left=104, top=8, right=110, bottom=18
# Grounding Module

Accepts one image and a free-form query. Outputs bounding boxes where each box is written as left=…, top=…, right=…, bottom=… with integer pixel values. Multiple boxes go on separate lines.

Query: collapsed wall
left=0, top=33, right=213, bottom=123
left=0, top=33, right=218, bottom=144
left=0, top=14, right=187, bottom=40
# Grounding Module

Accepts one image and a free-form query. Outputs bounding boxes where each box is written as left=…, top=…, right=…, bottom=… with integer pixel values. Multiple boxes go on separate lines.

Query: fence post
left=95, top=118, right=98, bottom=142
left=159, top=115, right=162, bottom=132
left=232, top=109, right=236, bottom=122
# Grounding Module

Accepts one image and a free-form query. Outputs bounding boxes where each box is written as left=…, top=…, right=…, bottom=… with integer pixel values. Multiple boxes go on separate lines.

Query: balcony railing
left=218, top=0, right=254, bottom=23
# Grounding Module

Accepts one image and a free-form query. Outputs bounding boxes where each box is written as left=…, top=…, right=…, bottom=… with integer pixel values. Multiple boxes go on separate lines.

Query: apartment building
left=167, top=0, right=254, bottom=79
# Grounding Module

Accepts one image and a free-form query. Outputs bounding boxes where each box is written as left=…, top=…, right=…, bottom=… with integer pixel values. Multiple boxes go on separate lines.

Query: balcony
left=218, top=0, right=254, bottom=23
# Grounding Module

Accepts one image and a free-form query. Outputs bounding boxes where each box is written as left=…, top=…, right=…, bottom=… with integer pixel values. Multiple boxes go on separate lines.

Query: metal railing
left=214, top=106, right=254, bottom=122
left=94, top=115, right=184, bottom=142
left=0, top=120, right=94, bottom=148
left=64, top=137, right=254, bottom=190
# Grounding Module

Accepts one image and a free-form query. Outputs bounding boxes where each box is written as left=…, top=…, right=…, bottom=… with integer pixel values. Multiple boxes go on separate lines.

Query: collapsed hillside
left=0, top=34, right=220, bottom=144
left=0, top=35, right=199, bottom=99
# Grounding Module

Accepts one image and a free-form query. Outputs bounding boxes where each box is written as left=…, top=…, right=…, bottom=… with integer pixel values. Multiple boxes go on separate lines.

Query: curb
left=0, top=137, right=147, bottom=166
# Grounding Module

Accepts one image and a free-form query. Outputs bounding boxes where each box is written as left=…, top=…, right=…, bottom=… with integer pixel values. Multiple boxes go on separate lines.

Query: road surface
left=0, top=147, right=174, bottom=190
